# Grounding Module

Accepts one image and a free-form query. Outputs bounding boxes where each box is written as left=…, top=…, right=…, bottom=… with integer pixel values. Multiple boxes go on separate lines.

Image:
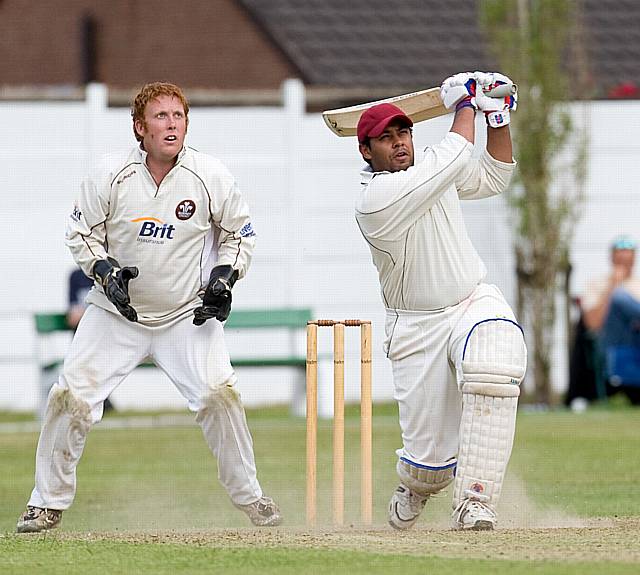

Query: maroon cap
left=356, top=103, right=413, bottom=143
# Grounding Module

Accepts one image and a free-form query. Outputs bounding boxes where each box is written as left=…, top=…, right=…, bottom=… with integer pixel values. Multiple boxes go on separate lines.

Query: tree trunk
left=531, top=282, right=553, bottom=404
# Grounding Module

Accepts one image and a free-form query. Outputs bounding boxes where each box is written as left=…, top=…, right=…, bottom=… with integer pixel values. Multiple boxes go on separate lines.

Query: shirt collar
left=136, top=144, right=187, bottom=166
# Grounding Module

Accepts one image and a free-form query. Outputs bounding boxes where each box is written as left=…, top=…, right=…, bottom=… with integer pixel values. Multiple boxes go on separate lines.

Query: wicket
left=306, top=319, right=372, bottom=527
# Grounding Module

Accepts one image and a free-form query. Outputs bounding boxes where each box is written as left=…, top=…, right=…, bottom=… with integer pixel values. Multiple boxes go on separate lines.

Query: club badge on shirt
left=176, top=200, right=196, bottom=220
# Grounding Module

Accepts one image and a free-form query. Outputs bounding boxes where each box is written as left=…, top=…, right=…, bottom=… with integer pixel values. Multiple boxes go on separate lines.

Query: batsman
left=354, top=71, right=527, bottom=530
left=16, top=81, right=281, bottom=533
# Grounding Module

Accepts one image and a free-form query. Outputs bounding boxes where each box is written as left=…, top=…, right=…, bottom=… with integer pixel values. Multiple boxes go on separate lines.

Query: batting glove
left=475, top=90, right=515, bottom=128
left=440, top=72, right=478, bottom=110
left=93, top=257, right=139, bottom=322
left=474, top=71, right=518, bottom=111
left=193, top=265, right=239, bottom=325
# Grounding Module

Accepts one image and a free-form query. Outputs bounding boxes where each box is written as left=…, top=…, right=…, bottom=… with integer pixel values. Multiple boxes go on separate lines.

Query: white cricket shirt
left=66, top=145, right=256, bottom=327
left=356, top=132, right=515, bottom=311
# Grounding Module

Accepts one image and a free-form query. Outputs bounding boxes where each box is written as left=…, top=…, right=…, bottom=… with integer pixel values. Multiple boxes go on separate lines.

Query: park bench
left=34, top=307, right=313, bottom=372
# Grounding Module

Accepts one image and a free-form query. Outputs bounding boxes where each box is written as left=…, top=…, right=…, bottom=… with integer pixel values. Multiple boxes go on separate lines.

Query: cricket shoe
left=451, top=492, right=497, bottom=531
left=235, top=495, right=283, bottom=526
left=16, top=506, right=63, bottom=533
left=387, top=484, right=430, bottom=530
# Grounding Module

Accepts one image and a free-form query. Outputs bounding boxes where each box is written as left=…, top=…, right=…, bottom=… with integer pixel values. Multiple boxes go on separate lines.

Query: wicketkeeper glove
left=93, top=257, right=139, bottom=322
left=193, top=265, right=239, bottom=326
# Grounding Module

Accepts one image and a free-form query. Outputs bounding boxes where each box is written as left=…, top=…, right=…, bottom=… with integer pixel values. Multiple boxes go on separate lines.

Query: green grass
left=0, top=403, right=638, bottom=574
left=1, top=537, right=637, bottom=575
left=511, top=409, right=640, bottom=516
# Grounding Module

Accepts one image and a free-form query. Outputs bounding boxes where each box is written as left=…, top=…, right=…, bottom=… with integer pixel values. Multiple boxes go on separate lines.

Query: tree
left=480, top=0, right=589, bottom=404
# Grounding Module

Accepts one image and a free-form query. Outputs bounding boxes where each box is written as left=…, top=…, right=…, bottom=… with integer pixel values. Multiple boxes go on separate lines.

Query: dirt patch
left=48, top=516, right=640, bottom=564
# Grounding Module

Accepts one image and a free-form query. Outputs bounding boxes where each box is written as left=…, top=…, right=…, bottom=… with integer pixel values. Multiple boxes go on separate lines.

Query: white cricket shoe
left=16, top=506, right=63, bottom=533
left=451, top=493, right=497, bottom=531
left=235, top=495, right=283, bottom=527
left=387, top=484, right=430, bottom=530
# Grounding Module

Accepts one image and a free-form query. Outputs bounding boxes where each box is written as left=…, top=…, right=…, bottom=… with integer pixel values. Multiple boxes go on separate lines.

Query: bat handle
left=483, top=82, right=517, bottom=98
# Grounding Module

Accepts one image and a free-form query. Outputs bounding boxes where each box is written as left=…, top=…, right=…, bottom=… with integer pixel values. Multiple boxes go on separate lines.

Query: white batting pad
left=453, top=318, right=527, bottom=509
left=461, top=318, right=527, bottom=385
left=453, top=390, right=518, bottom=507
left=397, top=457, right=456, bottom=496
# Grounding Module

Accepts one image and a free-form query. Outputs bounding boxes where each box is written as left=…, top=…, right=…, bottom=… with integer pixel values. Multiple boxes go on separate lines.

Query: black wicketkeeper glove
left=93, top=257, right=139, bottom=322
left=193, top=265, right=239, bottom=325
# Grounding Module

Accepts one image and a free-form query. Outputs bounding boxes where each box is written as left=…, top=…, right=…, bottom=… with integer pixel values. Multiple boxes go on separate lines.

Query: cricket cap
left=611, top=234, right=636, bottom=251
left=357, top=103, right=413, bottom=143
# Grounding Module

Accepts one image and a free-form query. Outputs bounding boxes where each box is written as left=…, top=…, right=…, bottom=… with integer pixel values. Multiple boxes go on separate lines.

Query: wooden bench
left=34, top=307, right=313, bottom=371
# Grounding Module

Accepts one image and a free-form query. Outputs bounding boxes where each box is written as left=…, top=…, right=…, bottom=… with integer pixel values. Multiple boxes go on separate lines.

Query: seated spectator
left=579, top=235, right=640, bottom=405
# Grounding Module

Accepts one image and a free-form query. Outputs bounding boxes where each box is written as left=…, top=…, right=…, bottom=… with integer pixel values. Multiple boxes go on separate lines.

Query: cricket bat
left=322, top=83, right=516, bottom=137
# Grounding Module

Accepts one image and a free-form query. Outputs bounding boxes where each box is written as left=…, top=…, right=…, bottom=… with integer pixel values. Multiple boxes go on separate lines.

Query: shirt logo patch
left=470, top=482, right=484, bottom=494
left=239, top=222, right=256, bottom=237
left=175, top=199, right=196, bottom=221
left=131, top=217, right=176, bottom=245
left=70, top=206, right=82, bottom=222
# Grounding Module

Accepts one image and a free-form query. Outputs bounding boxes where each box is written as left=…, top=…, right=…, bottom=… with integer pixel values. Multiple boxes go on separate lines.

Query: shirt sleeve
left=210, top=176, right=256, bottom=280
left=580, top=277, right=608, bottom=312
left=355, top=132, right=473, bottom=240
left=65, top=166, right=112, bottom=279
left=455, top=149, right=516, bottom=200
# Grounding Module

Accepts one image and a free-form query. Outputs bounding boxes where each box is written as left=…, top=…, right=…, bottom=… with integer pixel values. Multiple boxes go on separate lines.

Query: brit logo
left=132, top=217, right=176, bottom=245
left=175, top=200, right=196, bottom=221
left=239, top=222, right=256, bottom=237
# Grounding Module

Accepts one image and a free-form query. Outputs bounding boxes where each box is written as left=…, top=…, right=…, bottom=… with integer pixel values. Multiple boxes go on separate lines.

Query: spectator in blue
left=67, top=268, right=115, bottom=412
left=581, top=235, right=640, bottom=404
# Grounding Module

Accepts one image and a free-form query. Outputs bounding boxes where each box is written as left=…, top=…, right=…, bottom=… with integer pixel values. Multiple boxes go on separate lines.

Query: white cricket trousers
left=384, top=283, right=518, bottom=467
left=27, top=305, right=262, bottom=510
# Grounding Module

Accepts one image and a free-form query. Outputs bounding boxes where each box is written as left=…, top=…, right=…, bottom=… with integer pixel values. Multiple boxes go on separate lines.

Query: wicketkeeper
left=355, top=71, right=527, bottom=530
left=16, top=82, right=282, bottom=533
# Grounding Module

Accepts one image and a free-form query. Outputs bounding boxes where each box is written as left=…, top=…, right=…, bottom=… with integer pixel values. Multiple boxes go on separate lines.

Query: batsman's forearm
left=450, top=107, right=475, bottom=144
left=486, top=124, right=513, bottom=163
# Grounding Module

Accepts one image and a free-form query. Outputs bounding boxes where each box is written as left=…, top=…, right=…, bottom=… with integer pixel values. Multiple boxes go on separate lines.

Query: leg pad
left=397, top=458, right=456, bottom=496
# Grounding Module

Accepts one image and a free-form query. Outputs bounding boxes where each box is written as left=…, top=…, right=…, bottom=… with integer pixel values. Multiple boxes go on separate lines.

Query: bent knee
left=461, top=318, right=527, bottom=393
left=46, top=384, right=93, bottom=429
left=196, top=375, right=241, bottom=414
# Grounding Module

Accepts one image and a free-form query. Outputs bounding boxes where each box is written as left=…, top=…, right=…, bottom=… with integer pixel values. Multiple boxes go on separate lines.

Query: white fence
left=1, top=81, right=639, bottom=412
